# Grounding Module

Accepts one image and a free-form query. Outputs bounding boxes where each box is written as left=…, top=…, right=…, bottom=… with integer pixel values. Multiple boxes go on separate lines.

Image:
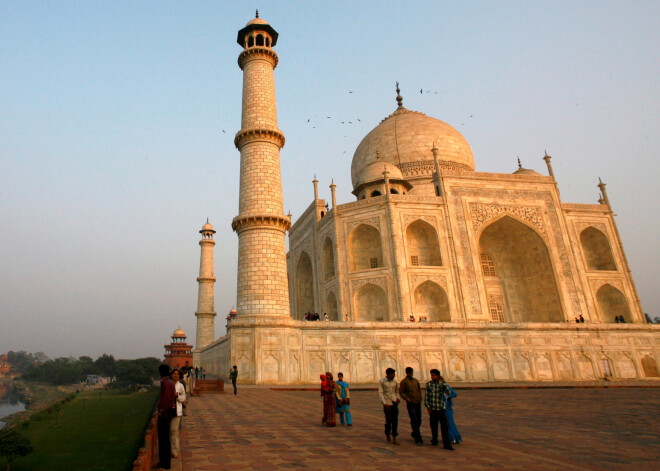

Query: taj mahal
left=191, top=14, right=659, bottom=384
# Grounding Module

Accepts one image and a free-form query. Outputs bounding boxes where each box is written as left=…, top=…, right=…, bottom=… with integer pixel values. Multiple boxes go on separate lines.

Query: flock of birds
left=219, top=88, right=476, bottom=156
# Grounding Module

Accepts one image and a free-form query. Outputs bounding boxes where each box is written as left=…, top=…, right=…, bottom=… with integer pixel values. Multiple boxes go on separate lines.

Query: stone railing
left=132, top=411, right=158, bottom=471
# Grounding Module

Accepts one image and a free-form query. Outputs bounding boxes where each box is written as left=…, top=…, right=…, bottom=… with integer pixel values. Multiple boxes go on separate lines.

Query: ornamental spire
left=395, top=82, right=403, bottom=108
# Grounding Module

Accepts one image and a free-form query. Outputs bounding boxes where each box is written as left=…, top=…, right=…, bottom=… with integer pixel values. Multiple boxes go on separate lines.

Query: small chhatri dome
left=512, top=158, right=542, bottom=176
left=200, top=219, right=216, bottom=234
left=352, top=152, right=414, bottom=196
left=351, top=90, right=474, bottom=190
left=237, top=11, right=279, bottom=47
left=172, top=327, right=186, bottom=338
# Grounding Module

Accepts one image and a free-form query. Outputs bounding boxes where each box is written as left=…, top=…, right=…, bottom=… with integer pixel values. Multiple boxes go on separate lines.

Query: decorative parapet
left=232, top=214, right=291, bottom=233
left=234, top=127, right=285, bottom=149
left=562, top=203, right=610, bottom=212
left=237, top=46, right=279, bottom=69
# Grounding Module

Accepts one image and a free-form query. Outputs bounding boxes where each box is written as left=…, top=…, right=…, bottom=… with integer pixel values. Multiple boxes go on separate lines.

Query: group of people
left=574, top=315, right=586, bottom=323
left=319, top=367, right=461, bottom=451
left=156, top=364, right=188, bottom=471
left=409, top=314, right=429, bottom=322
left=386, top=367, right=461, bottom=450
left=304, top=312, right=329, bottom=321
left=320, top=372, right=352, bottom=427
left=614, top=315, right=627, bottom=323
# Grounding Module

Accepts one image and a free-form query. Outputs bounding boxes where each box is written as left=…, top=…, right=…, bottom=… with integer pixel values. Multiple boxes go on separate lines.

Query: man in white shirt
left=378, top=367, right=401, bottom=444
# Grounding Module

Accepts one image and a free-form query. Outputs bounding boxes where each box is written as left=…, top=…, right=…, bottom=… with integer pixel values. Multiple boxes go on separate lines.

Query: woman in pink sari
left=322, top=372, right=337, bottom=427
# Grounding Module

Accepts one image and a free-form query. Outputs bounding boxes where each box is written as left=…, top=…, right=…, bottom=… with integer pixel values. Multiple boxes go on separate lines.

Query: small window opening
left=480, top=253, right=496, bottom=276
left=360, top=195, right=366, bottom=200
left=266, top=37, right=270, bottom=47
left=370, top=258, right=379, bottom=269
left=320, top=211, right=325, bottom=218
left=410, top=255, right=419, bottom=266
left=489, top=296, right=505, bottom=322
left=256, top=34, right=264, bottom=46
left=435, top=186, right=440, bottom=196
left=371, top=190, right=381, bottom=197
left=248, top=36, right=254, bottom=47
left=390, top=188, right=399, bottom=194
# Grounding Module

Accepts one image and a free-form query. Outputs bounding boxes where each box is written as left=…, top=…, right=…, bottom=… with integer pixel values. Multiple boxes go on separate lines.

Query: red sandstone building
left=164, top=327, right=193, bottom=370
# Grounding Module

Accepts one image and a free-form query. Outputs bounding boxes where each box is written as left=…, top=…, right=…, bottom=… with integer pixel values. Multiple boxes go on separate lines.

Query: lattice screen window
left=410, top=255, right=419, bottom=266
left=370, top=257, right=379, bottom=269
left=488, top=296, right=505, bottom=322
left=480, top=253, right=496, bottom=276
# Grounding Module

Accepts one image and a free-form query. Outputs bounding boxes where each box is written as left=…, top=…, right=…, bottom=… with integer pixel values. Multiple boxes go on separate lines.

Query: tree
left=94, top=354, right=116, bottom=377
left=0, top=428, right=33, bottom=471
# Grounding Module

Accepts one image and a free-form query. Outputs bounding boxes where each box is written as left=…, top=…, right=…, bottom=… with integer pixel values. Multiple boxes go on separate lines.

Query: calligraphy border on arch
left=469, top=203, right=547, bottom=237
left=402, top=214, right=438, bottom=231
left=408, top=274, right=448, bottom=291
left=589, top=278, right=624, bottom=292
left=451, top=187, right=582, bottom=318
left=574, top=221, right=607, bottom=235
left=350, top=276, right=388, bottom=292
left=346, top=216, right=381, bottom=234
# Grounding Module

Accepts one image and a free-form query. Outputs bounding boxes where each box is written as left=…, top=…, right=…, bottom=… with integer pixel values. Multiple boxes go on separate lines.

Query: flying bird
left=349, top=91, right=353, bottom=93
left=357, top=118, right=361, bottom=122
left=420, top=89, right=423, bottom=94
left=307, top=119, right=310, bottom=122
left=221, top=130, right=226, bottom=133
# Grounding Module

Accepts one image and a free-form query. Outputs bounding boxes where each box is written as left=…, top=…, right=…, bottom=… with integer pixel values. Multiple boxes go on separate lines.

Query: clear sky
left=1, top=1, right=658, bottom=359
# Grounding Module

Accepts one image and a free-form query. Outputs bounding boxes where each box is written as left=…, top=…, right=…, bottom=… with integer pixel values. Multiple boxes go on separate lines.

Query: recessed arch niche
left=580, top=227, right=617, bottom=271
left=322, top=237, right=335, bottom=280
left=295, top=251, right=314, bottom=318
left=596, top=284, right=632, bottom=323
left=413, top=281, right=450, bottom=321
left=355, top=283, right=388, bottom=321
left=406, top=220, right=442, bottom=266
left=327, top=291, right=339, bottom=321
left=479, top=215, right=563, bottom=322
left=349, top=224, right=383, bottom=271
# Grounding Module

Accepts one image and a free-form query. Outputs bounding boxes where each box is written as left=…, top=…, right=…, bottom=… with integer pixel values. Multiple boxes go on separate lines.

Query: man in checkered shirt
left=424, top=368, right=454, bottom=450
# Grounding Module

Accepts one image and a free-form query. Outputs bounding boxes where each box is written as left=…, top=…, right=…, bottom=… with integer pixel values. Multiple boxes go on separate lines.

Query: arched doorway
left=406, top=220, right=442, bottom=266
left=479, top=216, right=563, bottom=322
left=413, top=281, right=450, bottom=321
left=349, top=224, right=383, bottom=271
left=596, top=284, right=632, bottom=323
left=323, top=238, right=335, bottom=280
left=580, top=227, right=616, bottom=270
left=355, top=283, right=388, bottom=321
left=327, top=291, right=339, bottom=321
left=295, top=252, right=314, bottom=318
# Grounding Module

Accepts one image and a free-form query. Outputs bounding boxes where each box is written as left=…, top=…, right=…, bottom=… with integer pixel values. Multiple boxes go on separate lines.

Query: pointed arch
left=580, top=227, right=617, bottom=271
left=596, top=284, right=631, bottom=323
left=322, top=237, right=335, bottom=280
left=413, top=281, right=450, bottom=321
left=406, top=219, right=442, bottom=266
left=349, top=224, right=383, bottom=271
left=327, top=291, right=339, bottom=321
left=355, top=283, right=388, bottom=322
left=479, top=215, right=563, bottom=322
left=295, top=251, right=314, bottom=318
left=256, top=34, right=264, bottom=46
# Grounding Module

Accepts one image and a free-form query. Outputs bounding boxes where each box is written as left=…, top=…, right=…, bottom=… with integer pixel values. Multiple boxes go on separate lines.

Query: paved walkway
left=179, top=386, right=660, bottom=470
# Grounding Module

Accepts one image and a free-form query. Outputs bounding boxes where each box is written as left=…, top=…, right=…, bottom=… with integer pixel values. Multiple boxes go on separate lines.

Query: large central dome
left=351, top=104, right=474, bottom=190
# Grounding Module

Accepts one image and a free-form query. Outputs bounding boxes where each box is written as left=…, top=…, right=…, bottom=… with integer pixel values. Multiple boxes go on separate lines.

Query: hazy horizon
left=1, top=1, right=658, bottom=359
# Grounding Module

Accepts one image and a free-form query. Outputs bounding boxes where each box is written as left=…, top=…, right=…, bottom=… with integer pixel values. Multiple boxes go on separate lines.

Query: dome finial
left=517, top=156, right=522, bottom=169
left=395, top=81, right=403, bottom=108
left=376, top=150, right=381, bottom=162
left=255, top=9, right=259, bottom=18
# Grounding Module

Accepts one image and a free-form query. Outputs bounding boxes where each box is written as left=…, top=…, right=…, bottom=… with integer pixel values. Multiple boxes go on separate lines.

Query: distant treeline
left=5, top=351, right=161, bottom=390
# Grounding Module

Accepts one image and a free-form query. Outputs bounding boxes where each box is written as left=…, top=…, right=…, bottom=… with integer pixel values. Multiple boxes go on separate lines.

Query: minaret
left=232, top=13, right=291, bottom=318
left=193, top=220, right=217, bottom=365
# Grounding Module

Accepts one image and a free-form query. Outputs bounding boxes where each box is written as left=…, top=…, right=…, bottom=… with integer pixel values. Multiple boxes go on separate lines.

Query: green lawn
left=1, top=388, right=159, bottom=471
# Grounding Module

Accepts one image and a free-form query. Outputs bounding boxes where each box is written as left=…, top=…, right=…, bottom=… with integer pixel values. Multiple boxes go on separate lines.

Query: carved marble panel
left=347, top=217, right=381, bottom=234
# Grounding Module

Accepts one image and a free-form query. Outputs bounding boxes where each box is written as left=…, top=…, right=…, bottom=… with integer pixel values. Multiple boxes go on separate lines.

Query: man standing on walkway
left=229, top=365, right=238, bottom=395
left=157, top=364, right=176, bottom=470
left=400, top=366, right=423, bottom=445
left=378, top=367, right=401, bottom=444
left=424, top=368, right=454, bottom=450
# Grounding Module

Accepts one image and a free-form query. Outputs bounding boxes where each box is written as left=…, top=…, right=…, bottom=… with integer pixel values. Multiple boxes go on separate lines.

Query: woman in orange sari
left=322, top=372, right=337, bottom=426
